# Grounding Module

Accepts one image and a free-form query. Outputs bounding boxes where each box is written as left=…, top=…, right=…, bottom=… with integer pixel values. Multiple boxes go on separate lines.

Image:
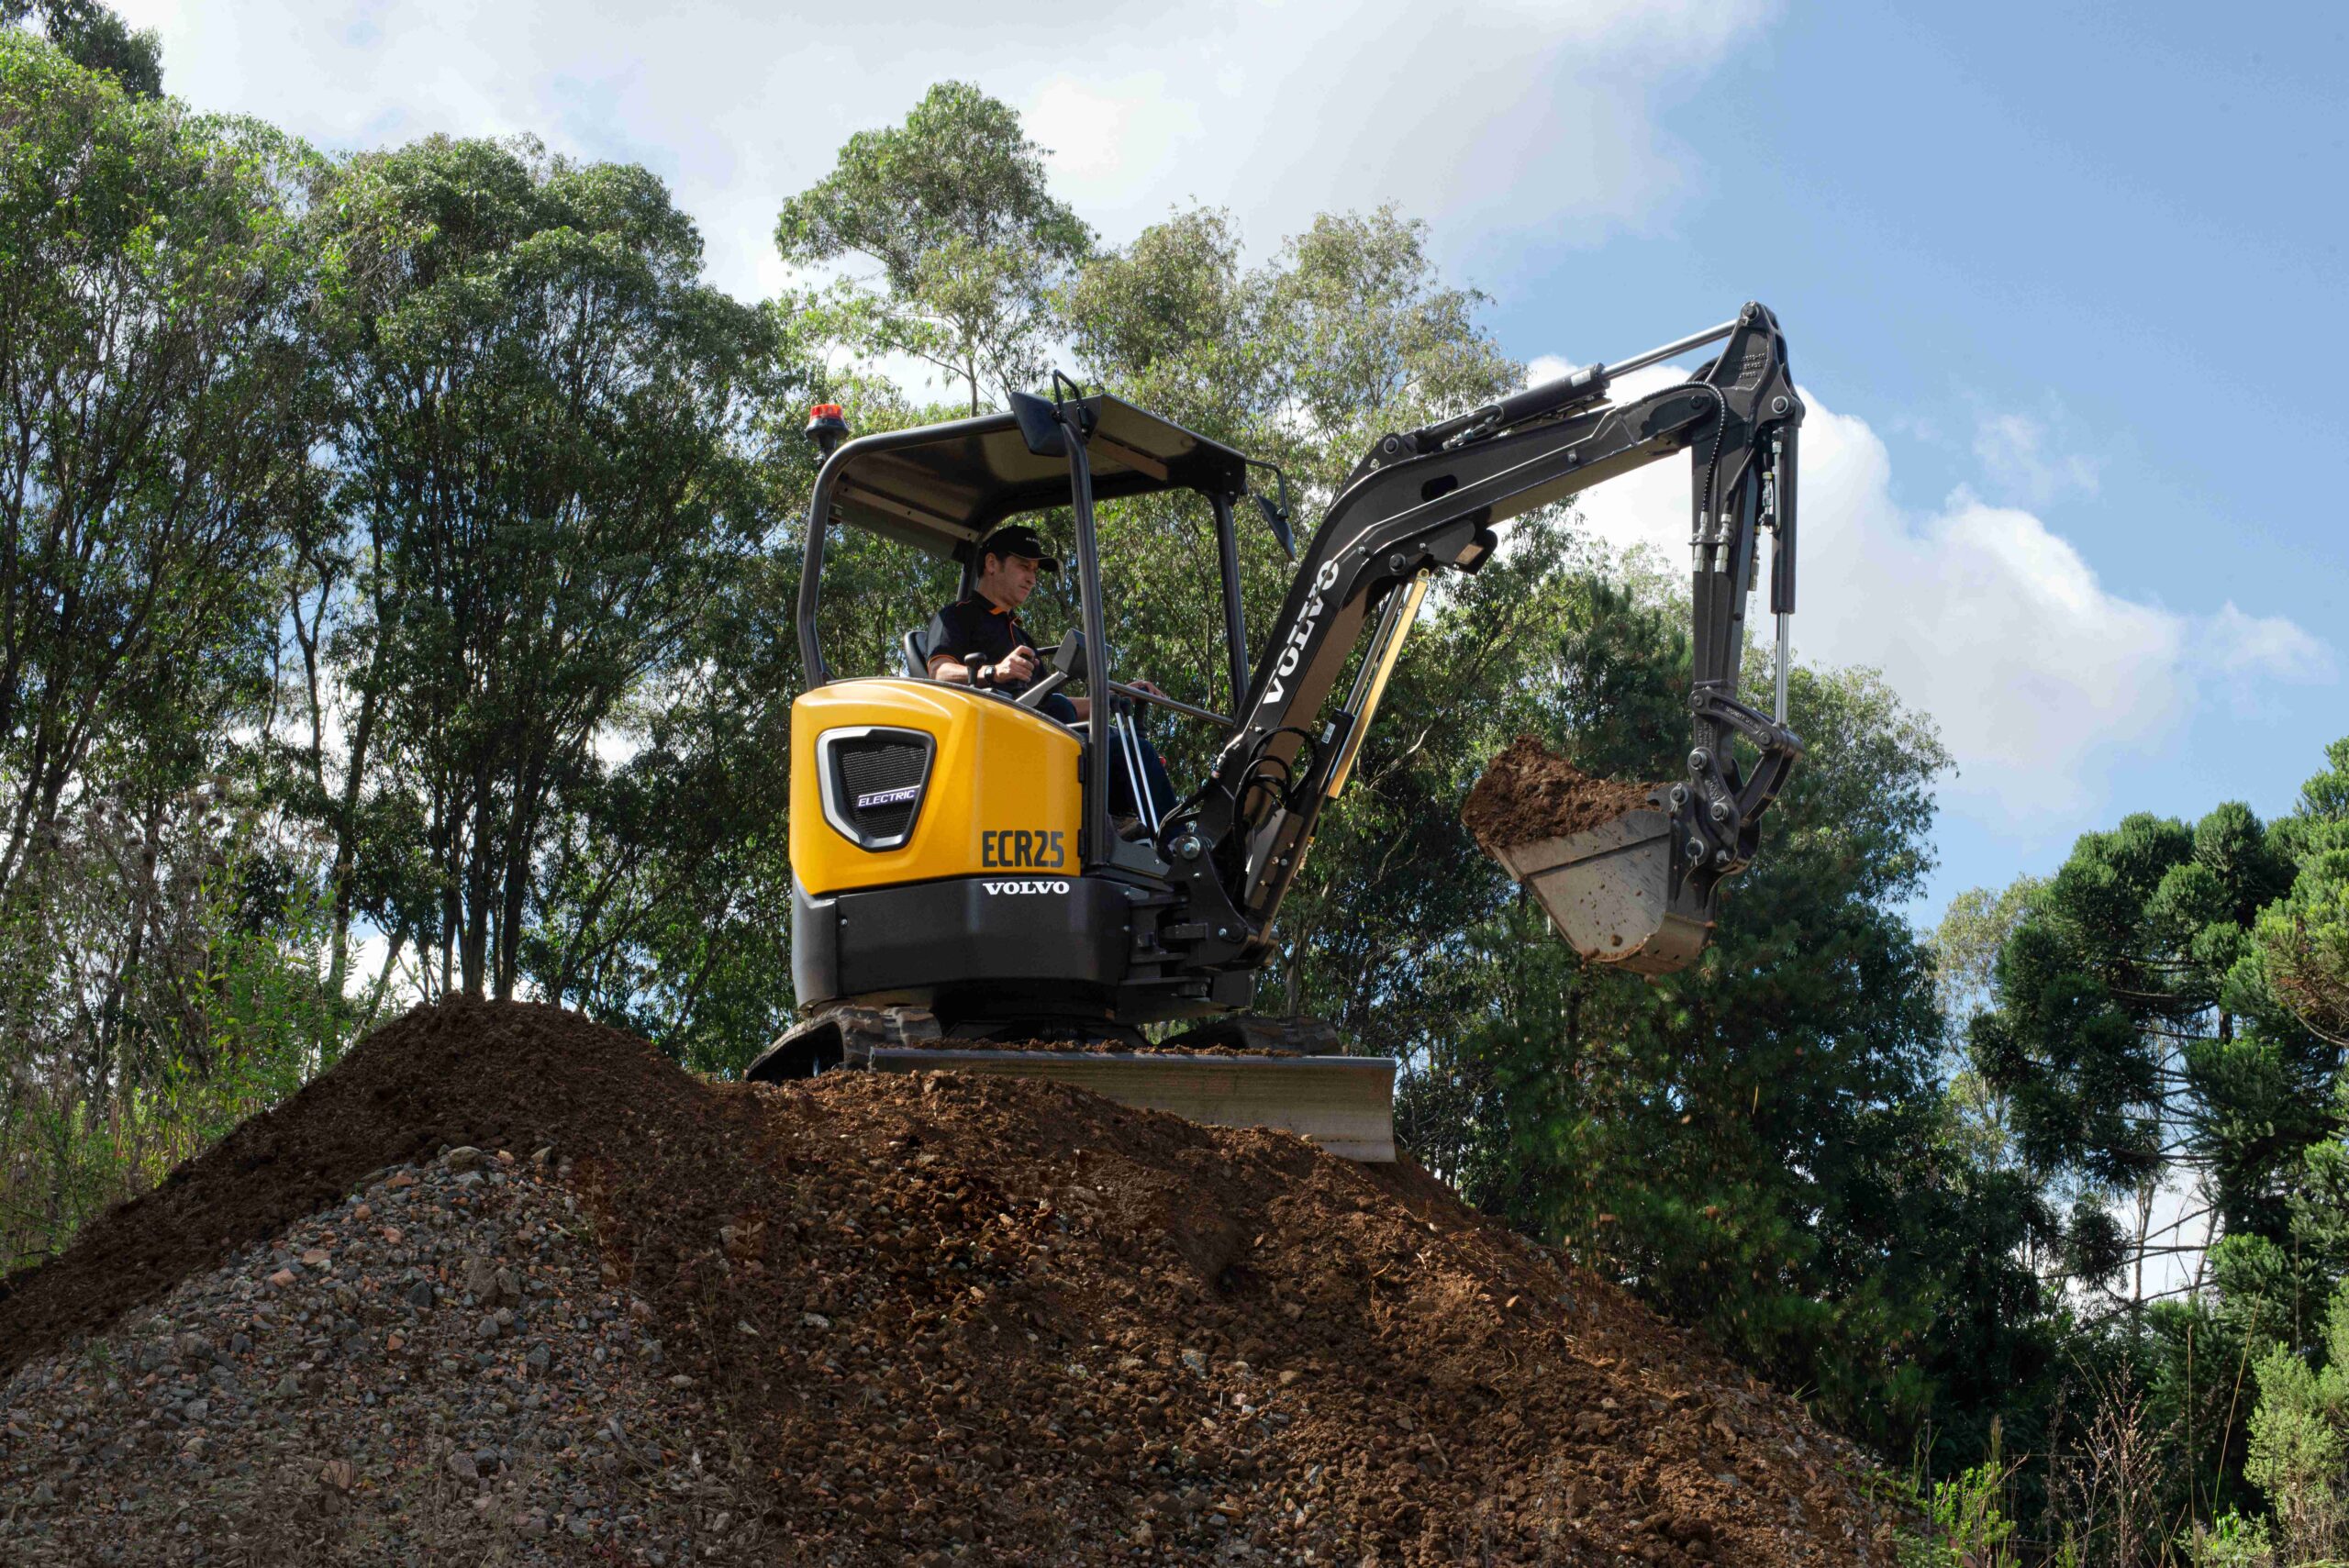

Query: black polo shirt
left=925, top=594, right=1040, bottom=695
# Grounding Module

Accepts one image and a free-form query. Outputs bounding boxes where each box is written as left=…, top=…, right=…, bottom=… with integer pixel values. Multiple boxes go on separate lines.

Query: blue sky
left=117, top=0, right=2344, bottom=920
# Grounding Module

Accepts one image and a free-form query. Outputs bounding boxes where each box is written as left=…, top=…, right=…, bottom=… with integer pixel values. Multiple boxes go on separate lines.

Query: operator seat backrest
left=901, top=627, right=930, bottom=680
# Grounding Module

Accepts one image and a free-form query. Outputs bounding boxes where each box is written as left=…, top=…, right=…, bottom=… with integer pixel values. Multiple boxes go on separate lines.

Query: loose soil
left=1, top=999, right=1898, bottom=1564
left=1463, top=737, right=1664, bottom=849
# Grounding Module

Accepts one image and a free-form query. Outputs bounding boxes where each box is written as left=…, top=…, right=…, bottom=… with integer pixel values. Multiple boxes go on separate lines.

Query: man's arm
left=928, top=645, right=1040, bottom=688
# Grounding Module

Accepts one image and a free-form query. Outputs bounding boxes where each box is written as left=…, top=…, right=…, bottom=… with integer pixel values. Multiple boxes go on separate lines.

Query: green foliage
left=302, top=134, right=786, bottom=1002
left=776, top=82, right=1090, bottom=414
left=4, top=0, right=159, bottom=95
left=2179, top=1510, right=2277, bottom=1568
left=2255, top=740, right=2349, bottom=1049
left=1902, top=1440, right=2022, bottom=1568
left=2243, top=1280, right=2349, bottom=1562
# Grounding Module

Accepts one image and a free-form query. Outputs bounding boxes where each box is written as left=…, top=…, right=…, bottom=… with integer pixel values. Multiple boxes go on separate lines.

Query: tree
left=0, top=35, right=312, bottom=907
left=3, top=0, right=159, bottom=96
left=2255, top=739, right=2349, bottom=1049
left=1971, top=801, right=2313, bottom=1310
left=776, top=83, right=1090, bottom=415
left=0, top=36, right=334, bottom=1264
left=300, top=136, right=782, bottom=1001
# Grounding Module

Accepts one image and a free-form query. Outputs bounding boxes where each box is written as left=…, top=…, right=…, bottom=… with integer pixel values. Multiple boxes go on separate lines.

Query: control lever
left=1015, top=634, right=1087, bottom=710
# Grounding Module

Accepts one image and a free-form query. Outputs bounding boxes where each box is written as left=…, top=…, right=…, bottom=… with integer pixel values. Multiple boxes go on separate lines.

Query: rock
left=320, top=1458, right=357, bottom=1492
left=445, top=1147, right=485, bottom=1173
left=351, top=1203, right=371, bottom=1220
left=184, top=1398, right=209, bottom=1421
left=1182, top=1350, right=1209, bottom=1376
left=267, top=1269, right=296, bottom=1289
left=462, top=1254, right=501, bottom=1303
left=475, top=1315, right=500, bottom=1341
left=453, top=1171, right=484, bottom=1189
left=406, top=1280, right=435, bottom=1308
left=526, top=1345, right=551, bottom=1373
left=448, top=1450, right=480, bottom=1482
left=30, top=1481, right=55, bottom=1506
left=801, top=1313, right=830, bottom=1330
left=531, top=1145, right=555, bottom=1169
left=301, top=1248, right=330, bottom=1267
left=387, top=1171, right=417, bottom=1189
left=496, top=1266, right=521, bottom=1300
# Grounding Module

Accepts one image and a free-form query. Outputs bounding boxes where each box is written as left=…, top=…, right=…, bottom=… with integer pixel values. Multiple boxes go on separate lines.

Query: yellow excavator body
left=790, top=679, right=1082, bottom=897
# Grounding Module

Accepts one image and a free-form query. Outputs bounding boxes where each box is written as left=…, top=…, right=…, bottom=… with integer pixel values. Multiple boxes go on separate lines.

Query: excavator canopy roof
left=824, top=395, right=1252, bottom=556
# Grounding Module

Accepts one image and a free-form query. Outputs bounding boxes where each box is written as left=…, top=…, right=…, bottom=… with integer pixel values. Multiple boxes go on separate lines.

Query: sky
left=113, top=0, right=2348, bottom=922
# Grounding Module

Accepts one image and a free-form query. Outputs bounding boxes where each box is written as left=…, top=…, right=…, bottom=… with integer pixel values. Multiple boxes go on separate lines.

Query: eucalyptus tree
left=776, top=82, right=1091, bottom=416
left=303, top=136, right=783, bottom=1001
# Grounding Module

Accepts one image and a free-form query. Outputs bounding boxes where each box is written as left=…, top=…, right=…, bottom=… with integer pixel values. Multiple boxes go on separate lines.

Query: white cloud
left=1972, top=409, right=2100, bottom=506
left=1563, top=368, right=2335, bottom=816
left=1525, top=354, right=1581, bottom=387
left=2201, top=601, right=2337, bottom=683
left=115, top=0, right=1775, bottom=302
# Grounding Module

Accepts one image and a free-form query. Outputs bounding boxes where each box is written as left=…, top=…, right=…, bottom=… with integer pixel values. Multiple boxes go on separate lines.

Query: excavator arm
left=1160, top=302, right=1807, bottom=976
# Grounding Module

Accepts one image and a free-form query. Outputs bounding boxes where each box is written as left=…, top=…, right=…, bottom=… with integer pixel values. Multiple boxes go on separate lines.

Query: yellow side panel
left=791, top=679, right=1084, bottom=896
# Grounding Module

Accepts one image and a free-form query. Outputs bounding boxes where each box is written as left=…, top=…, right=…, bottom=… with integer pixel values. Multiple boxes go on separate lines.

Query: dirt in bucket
left=1462, top=736, right=1664, bottom=849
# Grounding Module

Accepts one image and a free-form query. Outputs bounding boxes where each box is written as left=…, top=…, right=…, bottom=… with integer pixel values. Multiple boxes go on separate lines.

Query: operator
left=926, top=524, right=1176, bottom=836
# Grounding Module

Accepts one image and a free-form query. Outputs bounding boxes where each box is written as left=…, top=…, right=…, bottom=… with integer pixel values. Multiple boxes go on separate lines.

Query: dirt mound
left=1464, top=737, right=1663, bottom=848
left=1, top=999, right=1898, bottom=1564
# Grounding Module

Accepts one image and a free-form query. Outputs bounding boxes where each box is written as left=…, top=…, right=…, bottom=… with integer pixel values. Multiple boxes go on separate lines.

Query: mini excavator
left=750, top=305, right=1807, bottom=1161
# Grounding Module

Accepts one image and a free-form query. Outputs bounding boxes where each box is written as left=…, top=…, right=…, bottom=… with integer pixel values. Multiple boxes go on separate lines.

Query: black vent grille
left=824, top=729, right=932, bottom=848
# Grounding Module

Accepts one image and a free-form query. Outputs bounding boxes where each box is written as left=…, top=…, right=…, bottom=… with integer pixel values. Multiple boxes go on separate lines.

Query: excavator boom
left=1159, top=303, right=1805, bottom=976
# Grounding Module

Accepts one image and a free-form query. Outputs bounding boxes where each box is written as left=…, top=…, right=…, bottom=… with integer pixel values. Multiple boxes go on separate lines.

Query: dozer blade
left=1476, top=806, right=1712, bottom=975
left=748, top=1005, right=1396, bottom=1160
left=860, top=1047, right=1397, bottom=1162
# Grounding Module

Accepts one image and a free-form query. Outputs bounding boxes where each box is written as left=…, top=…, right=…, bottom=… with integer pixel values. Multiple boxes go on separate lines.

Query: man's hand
left=1127, top=677, right=1163, bottom=698
left=996, top=646, right=1041, bottom=685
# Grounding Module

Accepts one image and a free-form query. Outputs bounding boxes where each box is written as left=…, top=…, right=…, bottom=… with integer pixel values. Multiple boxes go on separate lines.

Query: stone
left=267, top=1269, right=296, bottom=1289
left=319, top=1459, right=357, bottom=1492
left=475, top=1315, right=500, bottom=1341
left=444, top=1147, right=485, bottom=1173
left=453, top=1171, right=484, bottom=1189
left=448, top=1451, right=479, bottom=1482
left=1182, top=1350, right=1209, bottom=1376
left=462, top=1255, right=501, bottom=1303
left=406, top=1280, right=435, bottom=1308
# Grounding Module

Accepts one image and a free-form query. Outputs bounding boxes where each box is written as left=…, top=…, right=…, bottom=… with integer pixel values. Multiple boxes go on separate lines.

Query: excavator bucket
left=1461, top=740, right=1718, bottom=975
left=1475, top=805, right=1712, bottom=975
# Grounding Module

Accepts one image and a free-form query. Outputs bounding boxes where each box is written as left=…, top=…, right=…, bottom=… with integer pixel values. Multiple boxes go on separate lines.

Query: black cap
left=977, top=525, right=1059, bottom=573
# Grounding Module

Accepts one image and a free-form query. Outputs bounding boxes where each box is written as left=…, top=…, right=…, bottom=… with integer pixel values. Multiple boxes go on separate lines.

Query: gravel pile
left=0, top=998, right=1904, bottom=1565
left=3, top=1145, right=758, bottom=1564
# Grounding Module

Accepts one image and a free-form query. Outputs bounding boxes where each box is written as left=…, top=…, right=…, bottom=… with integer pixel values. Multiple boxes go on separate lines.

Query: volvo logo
left=981, top=880, right=1069, bottom=895
left=1259, top=558, right=1343, bottom=710
left=855, top=784, right=922, bottom=811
